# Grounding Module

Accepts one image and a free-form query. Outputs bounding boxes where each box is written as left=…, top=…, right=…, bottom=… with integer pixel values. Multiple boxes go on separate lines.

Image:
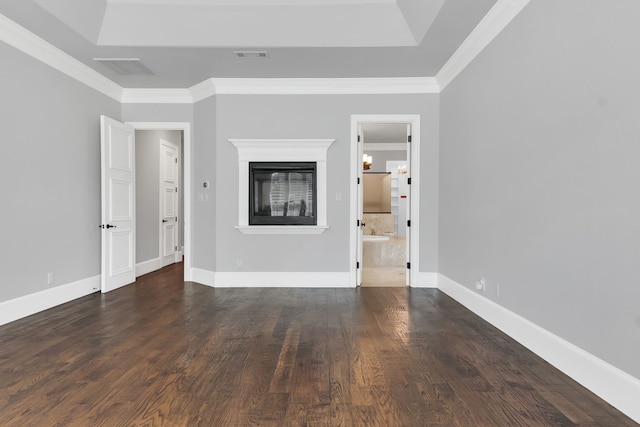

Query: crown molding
left=436, top=0, right=531, bottom=91
left=0, top=13, right=122, bottom=101
left=210, top=77, right=439, bottom=95
left=120, top=88, right=193, bottom=104
left=121, top=77, right=439, bottom=103
left=190, top=79, right=217, bottom=103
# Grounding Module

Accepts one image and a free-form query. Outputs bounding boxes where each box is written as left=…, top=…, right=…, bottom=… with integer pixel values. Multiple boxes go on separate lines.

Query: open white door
left=160, top=140, right=179, bottom=267
left=356, top=124, right=364, bottom=286
left=405, top=123, right=412, bottom=287
left=100, top=116, right=136, bottom=293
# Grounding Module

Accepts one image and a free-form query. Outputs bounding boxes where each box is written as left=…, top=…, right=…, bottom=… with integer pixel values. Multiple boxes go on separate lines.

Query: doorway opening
left=128, top=122, right=192, bottom=281
left=350, top=115, right=420, bottom=288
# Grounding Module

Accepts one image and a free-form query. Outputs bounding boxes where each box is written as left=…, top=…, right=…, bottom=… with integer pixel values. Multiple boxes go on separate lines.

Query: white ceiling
left=0, top=0, right=498, bottom=87
left=37, top=0, right=446, bottom=48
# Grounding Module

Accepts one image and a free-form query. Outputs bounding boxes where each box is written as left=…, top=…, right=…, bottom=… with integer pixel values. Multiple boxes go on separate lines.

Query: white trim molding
left=126, top=122, right=193, bottom=283
left=211, top=77, right=439, bottom=96
left=195, top=271, right=352, bottom=288
left=437, top=274, right=640, bottom=424
left=436, top=0, right=532, bottom=90
left=136, top=257, right=162, bottom=277
left=123, top=77, right=440, bottom=103
left=190, top=79, right=217, bottom=103
left=412, top=272, right=439, bottom=288
left=0, top=275, right=99, bottom=326
left=0, top=13, right=122, bottom=101
left=121, top=88, right=193, bottom=104
left=234, top=225, right=329, bottom=235
left=350, top=115, right=421, bottom=288
left=230, top=138, right=334, bottom=234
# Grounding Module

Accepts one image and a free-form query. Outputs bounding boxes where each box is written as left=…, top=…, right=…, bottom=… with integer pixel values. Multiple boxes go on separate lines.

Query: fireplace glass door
left=249, top=162, right=317, bottom=225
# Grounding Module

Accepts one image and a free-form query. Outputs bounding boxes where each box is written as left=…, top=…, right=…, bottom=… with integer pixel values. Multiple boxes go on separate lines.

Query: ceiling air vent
left=93, top=58, right=154, bottom=75
left=234, top=51, right=269, bottom=59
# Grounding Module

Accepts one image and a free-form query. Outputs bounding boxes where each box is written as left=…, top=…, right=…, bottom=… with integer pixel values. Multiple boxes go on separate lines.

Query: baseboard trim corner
left=190, top=268, right=216, bottom=287
left=412, top=272, right=438, bottom=288
left=0, top=275, right=100, bottom=326
left=437, top=274, right=640, bottom=424
left=136, top=257, right=162, bottom=277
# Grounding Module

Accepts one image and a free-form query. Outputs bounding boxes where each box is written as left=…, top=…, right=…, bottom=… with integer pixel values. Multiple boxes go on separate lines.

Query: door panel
left=163, top=187, right=176, bottom=217
left=163, top=223, right=177, bottom=257
left=101, top=116, right=136, bottom=293
left=161, top=141, right=179, bottom=267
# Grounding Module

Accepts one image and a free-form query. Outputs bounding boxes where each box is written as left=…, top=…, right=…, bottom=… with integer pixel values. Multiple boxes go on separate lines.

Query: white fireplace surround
left=230, top=139, right=335, bottom=234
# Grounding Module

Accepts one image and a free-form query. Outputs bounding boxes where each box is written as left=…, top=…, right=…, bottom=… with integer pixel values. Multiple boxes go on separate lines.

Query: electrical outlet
left=496, top=284, right=500, bottom=298
left=47, top=272, right=54, bottom=285
left=475, top=278, right=486, bottom=291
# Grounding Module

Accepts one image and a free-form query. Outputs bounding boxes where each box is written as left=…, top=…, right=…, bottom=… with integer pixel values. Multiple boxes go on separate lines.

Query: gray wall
left=440, top=0, right=640, bottom=378
left=213, top=94, right=439, bottom=273
left=0, top=42, right=120, bottom=302
left=192, top=97, right=217, bottom=271
left=367, top=150, right=408, bottom=173
left=135, top=130, right=183, bottom=263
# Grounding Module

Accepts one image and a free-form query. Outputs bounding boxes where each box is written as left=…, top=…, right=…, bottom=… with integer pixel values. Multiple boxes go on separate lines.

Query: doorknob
left=162, top=219, right=168, bottom=223
left=100, top=224, right=116, bottom=229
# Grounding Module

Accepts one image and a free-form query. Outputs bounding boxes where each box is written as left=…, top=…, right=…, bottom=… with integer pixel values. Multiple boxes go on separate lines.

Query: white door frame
left=127, top=122, right=192, bottom=282
left=350, top=114, right=421, bottom=287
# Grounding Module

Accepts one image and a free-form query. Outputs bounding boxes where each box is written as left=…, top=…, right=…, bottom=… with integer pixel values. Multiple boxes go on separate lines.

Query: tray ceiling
left=0, top=0, right=499, bottom=87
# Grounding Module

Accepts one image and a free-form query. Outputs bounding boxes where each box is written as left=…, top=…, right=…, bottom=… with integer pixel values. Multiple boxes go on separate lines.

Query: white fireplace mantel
left=230, top=138, right=334, bottom=235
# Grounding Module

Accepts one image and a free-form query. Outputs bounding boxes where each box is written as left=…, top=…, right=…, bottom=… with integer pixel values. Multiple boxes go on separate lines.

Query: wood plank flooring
left=0, top=263, right=636, bottom=426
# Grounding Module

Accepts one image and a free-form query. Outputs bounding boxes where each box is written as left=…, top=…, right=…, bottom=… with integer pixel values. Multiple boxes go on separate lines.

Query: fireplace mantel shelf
left=235, top=225, right=329, bottom=235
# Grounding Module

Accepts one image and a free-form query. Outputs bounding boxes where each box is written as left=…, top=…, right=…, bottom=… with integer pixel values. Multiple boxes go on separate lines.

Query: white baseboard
left=412, top=272, right=438, bottom=288
left=136, top=257, right=162, bottom=277
left=437, top=274, right=640, bottom=424
left=0, top=275, right=100, bottom=326
left=189, top=269, right=353, bottom=288
left=190, top=268, right=216, bottom=287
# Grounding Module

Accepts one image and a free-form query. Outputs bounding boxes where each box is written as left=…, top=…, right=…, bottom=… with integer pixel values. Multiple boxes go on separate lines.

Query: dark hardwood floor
left=0, top=263, right=636, bottom=426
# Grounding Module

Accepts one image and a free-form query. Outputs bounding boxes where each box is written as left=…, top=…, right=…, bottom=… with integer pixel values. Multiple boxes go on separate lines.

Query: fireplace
left=230, top=138, right=333, bottom=234
left=249, top=162, right=317, bottom=225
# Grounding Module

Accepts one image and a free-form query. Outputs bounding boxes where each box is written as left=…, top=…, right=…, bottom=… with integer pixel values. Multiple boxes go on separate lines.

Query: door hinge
left=357, top=219, right=360, bottom=227
left=357, top=135, right=361, bottom=142
left=357, top=177, right=360, bottom=185
left=175, top=158, right=178, bottom=163
left=407, top=220, right=411, bottom=227
left=407, top=262, right=411, bottom=269
left=357, top=261, right=360, bottom=269
left=175, top=216, right=178, bottom=221
left=408, top=135, right=412, bottom=143
left=175, top=246, right=178, bottom=251
left=176, top=187, right=178, bottom=192
left=407, top=177, right=412, bottom=185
